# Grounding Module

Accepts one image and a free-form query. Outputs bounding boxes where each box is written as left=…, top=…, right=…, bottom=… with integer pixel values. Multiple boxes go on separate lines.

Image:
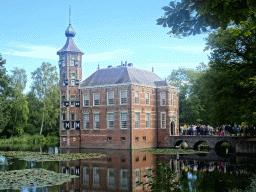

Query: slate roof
left=57, top=37, right=84, bottom=54
left=80, top=66, right=169, bottom=88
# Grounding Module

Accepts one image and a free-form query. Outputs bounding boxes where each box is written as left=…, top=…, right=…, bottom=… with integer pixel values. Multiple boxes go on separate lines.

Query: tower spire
left=69, top=2, right=71, bottom=25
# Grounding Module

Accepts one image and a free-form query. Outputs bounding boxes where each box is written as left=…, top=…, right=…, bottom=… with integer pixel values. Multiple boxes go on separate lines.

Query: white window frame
left=71, top=54, right=75, bottom=66
left=62, top=55, right=65, bottom=66
left=83, top=167, right=89, bottom=184
left=161, top=112, right=166, bottom=129
left=93, top=113, right=100, bottom=130
left=160, top=92, right=166, bottom=106
left=146, top=113, right=150, bottom=128
left=84, top=113, right=89, bottom=130
left=120, top=169, right=128, bottom=188
left=62, top=96, right=66, bottom=107
left=120, top=90, right=127, bottom=105
left=120, top=112, right=128, bottom=129
left=71, top=113, right=75, bottom=129
left=171, top=93, right=173, bottom=106
left=135, top=91, right=140, bottom=104
left=107, top=91, right=114, bottom=105
left=135, top=169, right=141, bottom=187
left=146, top=92, right=150, bottom=105
left=135, top=112, right=140, bottom=129
left=93, top=93, right=100, bottom=106
left=107, top=112, right=114, bottom=129
left=146, top=168, right=151, bottom=183
left=107, top=168, right=115, bottom=187
left=62, top=73, right=66, bottom=86
left=93, top=167, right=100, bottom=185
left=71, top=73, right=75, bottom=85
left=83, top=94, right=89, bottom=106
left=70, top=95, right=75, bottom=106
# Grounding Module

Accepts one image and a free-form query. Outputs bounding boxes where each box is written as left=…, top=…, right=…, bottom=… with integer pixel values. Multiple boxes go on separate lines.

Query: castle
left=57, top=7, right=179, bottom=149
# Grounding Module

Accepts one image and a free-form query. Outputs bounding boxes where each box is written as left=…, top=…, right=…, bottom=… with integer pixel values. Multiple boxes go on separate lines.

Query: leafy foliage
left=157, top=0, right=256, bottom=38
left=137, top=162, right=181, bottom=192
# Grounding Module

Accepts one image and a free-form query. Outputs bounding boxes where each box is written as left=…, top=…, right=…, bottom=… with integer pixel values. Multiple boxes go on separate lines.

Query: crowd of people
left=179, top=124, right=256, bottom=136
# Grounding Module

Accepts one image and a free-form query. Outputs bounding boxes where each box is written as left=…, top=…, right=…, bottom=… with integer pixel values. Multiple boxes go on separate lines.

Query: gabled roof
left=57, top=37, right=84, bottom=54
left=80, top=66, right=169, bottom=88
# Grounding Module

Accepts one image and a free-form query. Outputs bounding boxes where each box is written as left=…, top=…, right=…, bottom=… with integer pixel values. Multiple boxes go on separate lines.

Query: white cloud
left=4, top=44, right=60, bottom=60
left=4, top=43, right=134, bottom=62
left=157, top=45, right=209, bottom=53
left=84, top=48, right=134, bottom=62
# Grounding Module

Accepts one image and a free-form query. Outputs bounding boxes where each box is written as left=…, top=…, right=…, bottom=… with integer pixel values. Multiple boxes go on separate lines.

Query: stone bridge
left=168, top=135, right=256, bottom=153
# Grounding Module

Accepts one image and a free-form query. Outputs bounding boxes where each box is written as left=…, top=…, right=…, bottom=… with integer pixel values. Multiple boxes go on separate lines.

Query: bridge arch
left=193, top=140, right=210, bottom=150
left=215, top=140, right=235, bottom=155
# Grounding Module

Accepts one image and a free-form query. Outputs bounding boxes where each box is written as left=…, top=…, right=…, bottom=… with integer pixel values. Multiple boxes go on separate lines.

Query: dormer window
left=71, top=54, right=75, bottom=66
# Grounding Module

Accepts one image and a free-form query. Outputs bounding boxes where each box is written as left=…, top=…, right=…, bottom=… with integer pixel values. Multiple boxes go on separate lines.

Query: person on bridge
left=238, top=124, right=242, bottom=136
left=184, top=124, right=187, bottom=135
left=234, top=123, right=238, bottom=136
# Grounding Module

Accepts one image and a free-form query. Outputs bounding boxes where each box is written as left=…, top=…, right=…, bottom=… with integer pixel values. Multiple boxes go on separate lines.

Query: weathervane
left=69, top=2, right=71, bottom=25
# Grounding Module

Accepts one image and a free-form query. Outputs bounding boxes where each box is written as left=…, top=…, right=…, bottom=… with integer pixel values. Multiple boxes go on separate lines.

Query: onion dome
left=65, top=24, right=76, bottom=37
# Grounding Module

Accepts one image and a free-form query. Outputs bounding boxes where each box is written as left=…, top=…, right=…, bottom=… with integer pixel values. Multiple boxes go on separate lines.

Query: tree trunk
left=40, top=101, right=45, bottom=135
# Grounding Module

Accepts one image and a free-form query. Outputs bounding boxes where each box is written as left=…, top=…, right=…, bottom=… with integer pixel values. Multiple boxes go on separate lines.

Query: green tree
left=168, top=63, right=207, bottom=125
left=157, top=0, right=256, bottom=38
left=6, top=67, right=29, bottom=136
left=30, top=62, right=59, bottom=135
left=0, top=54, right=12, bottom=135
left=202, top=20, right=256, bottom=125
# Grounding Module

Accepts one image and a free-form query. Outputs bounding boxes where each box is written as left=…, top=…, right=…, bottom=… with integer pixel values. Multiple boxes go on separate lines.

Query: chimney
left=108, top=65, right=112, bottom=68
left=127, top=63, right=133, bottom=67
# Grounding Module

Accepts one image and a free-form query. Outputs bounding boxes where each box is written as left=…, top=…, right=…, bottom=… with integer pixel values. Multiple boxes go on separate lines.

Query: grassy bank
left=0, top=134, right=59, bottom=145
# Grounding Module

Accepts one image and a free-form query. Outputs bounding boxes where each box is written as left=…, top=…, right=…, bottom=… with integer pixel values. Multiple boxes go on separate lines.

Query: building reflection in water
left=59, top=149, right=157, bottom=192
left=59, top=149, right=254, bottom=192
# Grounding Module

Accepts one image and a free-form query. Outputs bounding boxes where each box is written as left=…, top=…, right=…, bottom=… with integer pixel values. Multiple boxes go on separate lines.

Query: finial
left=69, top=2, right=71, bottom=25
left=97, top=64, right=100, bottom=70
left=152, top=67, right=154, bottom=72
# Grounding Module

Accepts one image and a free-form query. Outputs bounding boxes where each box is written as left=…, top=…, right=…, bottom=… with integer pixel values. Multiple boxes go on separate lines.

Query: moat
left=0, top=144, right=255, bottom=192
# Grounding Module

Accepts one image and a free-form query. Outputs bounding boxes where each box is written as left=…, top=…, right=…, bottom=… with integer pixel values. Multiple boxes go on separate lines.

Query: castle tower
left=57, top=3, right=84, bottom=147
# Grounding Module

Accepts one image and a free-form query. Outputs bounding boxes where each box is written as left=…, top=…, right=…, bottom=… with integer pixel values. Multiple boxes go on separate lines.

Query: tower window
left=62, top=55, right=65, bottom=66
left=62, top=113, right=66, bottom=121
left=71, top=96, right=75, bottom=106
left=146, top=92, right=150, bottom=105
left=62, top=96, right=66, bottom=107
left=71, top=113, right=75, bottom=129
left=161, top=112, right=166, bottom=129
left=135, top=91, right=139, bottom=104
left=135, top=112, right=140, bottom=129
left=71, top=54, right=75, bottom=66
left=71, top=73, right=75, bottom=85
left=171, top=93, right=173, bottom=106
left=62, top=73, right=66, bottom=86
left=160, top=92, right=166, bottom=106
left=146, top=113, right=150, bottom=128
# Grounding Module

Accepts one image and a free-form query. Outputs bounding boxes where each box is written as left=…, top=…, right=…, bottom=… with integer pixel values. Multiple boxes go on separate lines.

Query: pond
left=0, top=144, right=255, bottom=192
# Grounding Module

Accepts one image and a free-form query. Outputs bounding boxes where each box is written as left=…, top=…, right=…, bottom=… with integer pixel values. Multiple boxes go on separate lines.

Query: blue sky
left=1, top=0, right=210, bottom=93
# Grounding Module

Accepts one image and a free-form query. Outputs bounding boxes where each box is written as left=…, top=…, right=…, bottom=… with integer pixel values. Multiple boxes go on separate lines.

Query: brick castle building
left=57, top=9, right=179, bottom=149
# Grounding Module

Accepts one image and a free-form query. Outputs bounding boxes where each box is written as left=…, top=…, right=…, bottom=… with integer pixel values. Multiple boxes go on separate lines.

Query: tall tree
left=168, top=63, right=207, bottom=125
left=30, top=62, right=59, bottom=135
left=6, top=68, right=29, bottom=136
left=204, top=20, right=256, bottom=125
left=0, top=54, right=13, bottom=135
left=157, top=0, right=256, bottom=38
